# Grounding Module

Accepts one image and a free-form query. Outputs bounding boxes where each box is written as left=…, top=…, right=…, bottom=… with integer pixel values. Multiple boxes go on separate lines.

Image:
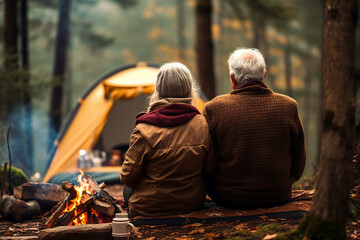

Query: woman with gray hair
left=120, top=62, right=214, bottom=217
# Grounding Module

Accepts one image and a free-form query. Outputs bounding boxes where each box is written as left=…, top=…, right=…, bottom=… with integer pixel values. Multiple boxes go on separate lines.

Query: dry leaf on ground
left=188, top=228, right=205, bottom=235
left=234, top=222, right=247, bottom=230
left=182, top=223, right=203, bottom=228
left=263, top=233, right=278, bottom=240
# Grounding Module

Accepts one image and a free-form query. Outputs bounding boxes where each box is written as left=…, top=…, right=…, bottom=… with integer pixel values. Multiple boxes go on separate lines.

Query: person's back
left=204, top=48, right=306, bottom=209
left=120, top=63, right=213, bottom=217
left=126, top=108, right=210, bottom=217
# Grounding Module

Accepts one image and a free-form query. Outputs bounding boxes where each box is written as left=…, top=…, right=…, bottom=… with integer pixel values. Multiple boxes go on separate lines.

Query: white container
left=112, top=212, right=135, bottom=239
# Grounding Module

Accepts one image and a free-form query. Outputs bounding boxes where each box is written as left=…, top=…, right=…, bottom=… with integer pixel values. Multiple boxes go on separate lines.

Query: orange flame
left=61, top=170, right=108, bottom=226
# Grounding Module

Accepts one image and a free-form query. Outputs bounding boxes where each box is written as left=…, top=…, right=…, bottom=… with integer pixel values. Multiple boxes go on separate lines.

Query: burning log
left=91, top=199, right=115, bottom=217
left=43, top=194, right=74, bottom=228
left=43, top=172, right=121, bottom=229
left=61, top=181, right=77, bottom=197
left=53, top=194, right=94, bottom=227
left=84, top=175, right=122, bottom=213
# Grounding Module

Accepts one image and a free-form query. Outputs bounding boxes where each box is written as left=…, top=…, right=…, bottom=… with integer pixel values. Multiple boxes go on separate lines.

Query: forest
left=0, top=0, right=360, bottom=239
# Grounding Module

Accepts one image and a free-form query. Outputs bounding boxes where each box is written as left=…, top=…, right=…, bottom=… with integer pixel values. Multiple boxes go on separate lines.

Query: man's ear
left=230, top=73, right=237, bottom=89
left=263, top=69, right=267, bottom=79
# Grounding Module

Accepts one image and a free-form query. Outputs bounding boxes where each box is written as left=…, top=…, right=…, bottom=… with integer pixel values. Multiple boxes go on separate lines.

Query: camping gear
left=43, top=62, right=206, bottom=184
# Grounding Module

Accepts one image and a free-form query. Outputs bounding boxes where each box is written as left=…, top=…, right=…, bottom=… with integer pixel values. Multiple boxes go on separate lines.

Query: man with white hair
left=203, top=47, right=306, bottom=209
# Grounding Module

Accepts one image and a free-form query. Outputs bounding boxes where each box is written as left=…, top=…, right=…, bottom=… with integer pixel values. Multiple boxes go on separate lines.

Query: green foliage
left=279, top=212, right=346, bottom=240
left=254, top=223, right=284, bottom=236
left=0, top=165, right=29, bottom=193
left=226, top=230, right=250, bottom=240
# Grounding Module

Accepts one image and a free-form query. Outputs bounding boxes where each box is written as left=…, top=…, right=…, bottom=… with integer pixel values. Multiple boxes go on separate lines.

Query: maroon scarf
left=135, top=103, right=200, bottom=127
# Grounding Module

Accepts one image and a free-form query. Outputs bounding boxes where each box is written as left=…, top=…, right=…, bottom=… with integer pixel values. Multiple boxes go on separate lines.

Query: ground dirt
left=1, top=178, right=360, bottom=239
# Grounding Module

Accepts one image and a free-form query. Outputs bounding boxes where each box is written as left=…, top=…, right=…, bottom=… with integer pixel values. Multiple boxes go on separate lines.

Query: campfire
left=44, top=170, right=121, bottom=228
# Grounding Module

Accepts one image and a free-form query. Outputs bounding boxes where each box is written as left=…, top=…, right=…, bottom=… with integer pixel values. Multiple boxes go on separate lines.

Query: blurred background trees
left=0, top=0, right=359, bottom=184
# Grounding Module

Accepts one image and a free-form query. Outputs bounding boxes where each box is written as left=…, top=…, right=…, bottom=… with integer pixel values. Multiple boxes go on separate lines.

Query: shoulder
left=272, top=92, right=299, bottom=113
left=190, top=114, right=208, bottom=127
left=273, top=92, right=298, bottom=105
left=204, top=94, right=231, bottom=110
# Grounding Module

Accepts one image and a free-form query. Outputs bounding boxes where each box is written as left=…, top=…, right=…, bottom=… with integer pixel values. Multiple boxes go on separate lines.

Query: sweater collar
left=230, top=81, right=272, bottom=95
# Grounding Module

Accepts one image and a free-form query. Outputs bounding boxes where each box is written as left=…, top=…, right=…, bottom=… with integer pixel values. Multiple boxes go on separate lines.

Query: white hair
left=148, top=62, right=198, bottom=108
left=227, top=48, right=266, bottom=85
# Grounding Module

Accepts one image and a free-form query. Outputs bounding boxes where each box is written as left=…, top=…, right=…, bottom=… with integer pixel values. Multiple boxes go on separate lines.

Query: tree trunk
left=177, top=0, right=186, bottom=62
left=195, top=0, right=216, bottom=100
left=20, top=0, right=33, bottom=173
left=3, top=0, right=19, bottom=117
left=50, top=0, right=71, bottom=136
left=296, top=0, right=358, bottom=239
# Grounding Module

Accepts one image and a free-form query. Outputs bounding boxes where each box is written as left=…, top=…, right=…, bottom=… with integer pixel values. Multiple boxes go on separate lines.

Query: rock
left=14, top=182, right=68, bottom=210
left=0, top=195, right=40, bottom=222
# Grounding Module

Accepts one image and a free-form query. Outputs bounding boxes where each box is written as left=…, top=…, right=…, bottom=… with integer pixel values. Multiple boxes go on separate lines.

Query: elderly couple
left=120, top=47, right=306, bottom=217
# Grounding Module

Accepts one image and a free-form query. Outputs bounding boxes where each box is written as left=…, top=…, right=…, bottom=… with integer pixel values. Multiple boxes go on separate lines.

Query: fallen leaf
left=351, top=222, right=357, bottom=225
left=188, top=228, right=205, bottom=235
left=182, top=223, right=203, bottom=228
left=145, top=237, right=156, bottom=240
left=263, top=233, right=278, bottom=240
left=234, top=222, right=247, bottom=230
left=259, top=215, right=269, bottom=220
left=350, top=234, right=358, bottom=239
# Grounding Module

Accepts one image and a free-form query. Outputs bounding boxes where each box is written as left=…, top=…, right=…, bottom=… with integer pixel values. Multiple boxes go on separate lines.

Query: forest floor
left=1, top=175, right=360, bottom=239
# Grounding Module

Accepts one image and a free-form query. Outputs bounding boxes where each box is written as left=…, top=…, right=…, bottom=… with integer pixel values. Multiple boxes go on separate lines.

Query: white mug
left=112, top=213, right=135, bottom=237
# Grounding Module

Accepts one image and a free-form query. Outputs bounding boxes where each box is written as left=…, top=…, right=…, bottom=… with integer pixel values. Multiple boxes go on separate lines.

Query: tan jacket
left=120, top=98, right=213, bottom=217
left=203, top=84, right=306, bottom=206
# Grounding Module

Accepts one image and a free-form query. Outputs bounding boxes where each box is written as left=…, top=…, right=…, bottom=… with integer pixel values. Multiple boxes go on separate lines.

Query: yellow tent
left=43, top=62, right=206, bottom=184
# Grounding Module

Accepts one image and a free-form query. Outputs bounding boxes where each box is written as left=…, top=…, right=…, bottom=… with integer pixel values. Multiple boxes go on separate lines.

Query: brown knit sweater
left=203, top=84, right=306, bottom=205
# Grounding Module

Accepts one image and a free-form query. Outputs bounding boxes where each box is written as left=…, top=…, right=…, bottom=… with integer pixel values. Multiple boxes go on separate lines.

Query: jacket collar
left=230, top=81, right=273, bottom=95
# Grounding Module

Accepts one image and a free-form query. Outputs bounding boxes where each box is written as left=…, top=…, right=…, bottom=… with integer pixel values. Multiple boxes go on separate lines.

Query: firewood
left=43, top=201, right=62, bottom=218
left=90, top=199, right=115, bottom=217
left=14, top=182, right=69, bottom=210
left=54, top=194, right=94, bottom=227
left=38, top=223, right=112, bottom=240
left=98, top=182, right=106, bottom=189
left=43, top=194, right=73, bottom=228
left=61, top=181, right=77, bottom=197
left=84, top=175, right=122, bottom=213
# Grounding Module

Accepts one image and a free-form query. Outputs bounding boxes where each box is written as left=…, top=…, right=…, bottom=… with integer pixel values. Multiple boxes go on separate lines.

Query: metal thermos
left=78, top=150, right=93, bottom=169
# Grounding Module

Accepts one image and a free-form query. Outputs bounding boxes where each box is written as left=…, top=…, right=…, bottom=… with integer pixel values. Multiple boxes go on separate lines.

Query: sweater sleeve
left=120, top=127, right=149, bottom=187
left=203, top=104, right=217, bottom=176
left=290, top=105, right=306, bottom=181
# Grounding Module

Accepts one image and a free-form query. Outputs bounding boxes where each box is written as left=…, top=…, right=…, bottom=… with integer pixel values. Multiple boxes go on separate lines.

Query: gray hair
left=148, top=62, right=198, bottom=107
left=227, top=48, right=266, bottom=85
